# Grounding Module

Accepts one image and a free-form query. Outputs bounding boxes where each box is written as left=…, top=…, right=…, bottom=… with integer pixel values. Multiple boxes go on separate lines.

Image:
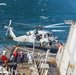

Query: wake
left=0, top=3, right=7, bottom=6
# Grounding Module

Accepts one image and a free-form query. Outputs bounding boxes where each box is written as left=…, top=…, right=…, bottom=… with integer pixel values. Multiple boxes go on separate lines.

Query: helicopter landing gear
left=40, top=41, right=49, bottom=47
left=42, top=41, right=46, bottom=46
left=49, top=41, right=52, bottom=46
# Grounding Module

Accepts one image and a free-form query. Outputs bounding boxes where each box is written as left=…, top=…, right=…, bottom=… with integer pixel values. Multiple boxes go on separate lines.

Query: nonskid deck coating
left=0, top=45, right=58, bottom=75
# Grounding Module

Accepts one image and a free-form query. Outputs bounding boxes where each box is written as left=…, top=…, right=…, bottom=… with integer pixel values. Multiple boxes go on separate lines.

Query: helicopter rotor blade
left=44, top=26, right=70, bottom=28
left=6, top=29, right=8, bottom=36
left=9, top=20, right=12, bottom=26
left=5, top=20, right=12, bottom=36
left=11, top=21, right=70, bottom=29
left=43, top=23, right=64, bottom=28
left=12, top=22, right=43, bottom=29
left=6, top=29, right=9, bottom=36
left=12, top=22, right=33, bottom=27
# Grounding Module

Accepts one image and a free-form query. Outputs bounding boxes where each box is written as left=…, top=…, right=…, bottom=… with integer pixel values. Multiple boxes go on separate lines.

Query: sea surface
left=0, top=0, right=76, bottom=50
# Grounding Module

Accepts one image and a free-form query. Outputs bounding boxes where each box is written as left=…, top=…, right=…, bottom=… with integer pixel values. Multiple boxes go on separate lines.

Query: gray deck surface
left=0, top=45, right=58, bottom=75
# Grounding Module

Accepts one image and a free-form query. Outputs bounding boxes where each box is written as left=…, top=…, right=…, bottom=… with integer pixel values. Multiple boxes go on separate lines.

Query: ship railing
left=34, top=50, right=50, bottom=75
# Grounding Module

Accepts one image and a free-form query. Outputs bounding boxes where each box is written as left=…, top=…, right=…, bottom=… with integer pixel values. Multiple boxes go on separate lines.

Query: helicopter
left=4, top=20, right=69, bottom=46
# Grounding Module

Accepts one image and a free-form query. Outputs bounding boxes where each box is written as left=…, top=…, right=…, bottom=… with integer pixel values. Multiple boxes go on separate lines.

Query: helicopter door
left=47, top=33, right=54, bottom=41
left=41, top=34, right=48, bottom=42
left=36, top=34, right=42, bottom=41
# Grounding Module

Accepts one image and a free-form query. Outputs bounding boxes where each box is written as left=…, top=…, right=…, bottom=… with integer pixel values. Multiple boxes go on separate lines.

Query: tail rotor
left=4, top=20, right=12, bottom=36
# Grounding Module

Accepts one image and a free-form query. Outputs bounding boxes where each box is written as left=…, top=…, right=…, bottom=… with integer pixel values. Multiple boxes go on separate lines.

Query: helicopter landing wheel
left=42, top=41, right=46, bottom=46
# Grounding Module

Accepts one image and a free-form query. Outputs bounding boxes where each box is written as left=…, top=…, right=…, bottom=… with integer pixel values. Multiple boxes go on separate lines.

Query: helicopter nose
left=53, top=36, right=58, bottom=41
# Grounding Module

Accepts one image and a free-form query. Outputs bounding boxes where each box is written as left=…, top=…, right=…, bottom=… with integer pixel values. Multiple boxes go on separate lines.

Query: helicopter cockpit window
left=26, top=32, right=29, bottom=36
left=35, top=30, right=38, bottom=34
left=47, top=33, right=53, bottom=37
left=26, top=32, right=31, bottom=36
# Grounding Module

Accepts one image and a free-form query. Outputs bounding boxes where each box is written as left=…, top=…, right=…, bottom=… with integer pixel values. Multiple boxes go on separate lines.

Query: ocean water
left=0, top=0, right=76, bottom=50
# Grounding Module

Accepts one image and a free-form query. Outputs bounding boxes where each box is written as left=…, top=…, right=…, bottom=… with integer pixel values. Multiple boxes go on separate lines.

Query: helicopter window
left=44, top=34, right=46, bottom=38
left=47, top=33, right=53, bottom=37
left=40, top=34, right=42, bottom=38
left=26, top=32, right=29, bottom=36
left=35, top=30, right=38, bottom=34
left=29, top=32, right=31, bottom=35
left=50, top=34, right=53, bottom=36
left=47, top=33, right=49, bottom=36
left=36, top=34, right=42, bottom=41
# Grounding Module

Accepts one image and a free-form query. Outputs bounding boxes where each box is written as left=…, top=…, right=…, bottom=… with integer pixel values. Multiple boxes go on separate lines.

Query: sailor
left=55, top=40, right=61, bottom=47
left=30, top=52, right=34, bottom=62
left=3, top=50, right=6, bottom=55
left=27, top=52, right=32, bottom=64
left=1, top=53, right=8, bottom=67
left=13, top=49, right=18, bottom=63
left=58, top=43, right=64, bottom=53
left=1, top=51, right=7, bottom=62
left=19, top=51, right=24, bottom=67
left=0, top=58, right=2, bottom=65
